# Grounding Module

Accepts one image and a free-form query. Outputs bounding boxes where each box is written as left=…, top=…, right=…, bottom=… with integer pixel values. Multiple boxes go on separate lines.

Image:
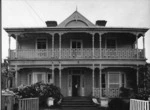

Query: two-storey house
left=4, top=11, right=149, bottom=98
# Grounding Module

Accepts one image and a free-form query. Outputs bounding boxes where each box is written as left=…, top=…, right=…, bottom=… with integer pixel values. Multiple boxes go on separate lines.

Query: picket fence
left=18, top=98, right=39, bottom=110
left=130, top=99, right=149, bottom=110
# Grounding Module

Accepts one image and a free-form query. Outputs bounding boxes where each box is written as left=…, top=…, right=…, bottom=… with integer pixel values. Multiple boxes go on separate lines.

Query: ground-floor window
left=108, top=73, right=120, bottom=88
left=48, top=73, right=52, bottom=84
left=101, top=72, right=126, bottom=89
left=108, top=72, right=126, bottom=88
left=32, top=72, right=45, bottom=84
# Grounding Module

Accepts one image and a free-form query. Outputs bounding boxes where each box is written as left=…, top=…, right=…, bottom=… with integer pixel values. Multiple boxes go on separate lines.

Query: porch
left=15, top=66, right=138, bottom=99
left=10, top=48, right=144, bottom=59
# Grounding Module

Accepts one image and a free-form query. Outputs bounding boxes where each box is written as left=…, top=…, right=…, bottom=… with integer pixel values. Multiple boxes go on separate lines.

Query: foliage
left=135, top=64, right=150, bottom=100
left=108, top=98, right=129, bottom=110
left=139, top=64, right=150, bottom=90
left=119, top=87, right=134, bottom=98
left=12, top=82, right=63, bottom=107
left=135, top=88, right=150, bottom=100
left=1, top=59, right=14, bottom=89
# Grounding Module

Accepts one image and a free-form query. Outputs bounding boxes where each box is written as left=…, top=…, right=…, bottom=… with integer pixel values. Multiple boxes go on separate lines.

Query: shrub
left=12, top=82, right=63, bottom=107
left=135, top=88, right=150, bottom=100
left=108, top=98, right=129, bottom=110
left=119, top=87, right=134, bottom=98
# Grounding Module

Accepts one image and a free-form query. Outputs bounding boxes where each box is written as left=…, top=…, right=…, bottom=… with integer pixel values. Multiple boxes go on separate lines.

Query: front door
left=72, top=75, right=80, bottom=96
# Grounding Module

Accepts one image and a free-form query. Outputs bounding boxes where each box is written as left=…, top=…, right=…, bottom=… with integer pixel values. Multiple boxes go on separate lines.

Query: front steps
left=61, top=97, right=100, bottom=110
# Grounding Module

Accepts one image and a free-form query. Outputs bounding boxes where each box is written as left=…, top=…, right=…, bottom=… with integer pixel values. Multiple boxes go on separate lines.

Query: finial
left=76, top=5, right=78, bottom=11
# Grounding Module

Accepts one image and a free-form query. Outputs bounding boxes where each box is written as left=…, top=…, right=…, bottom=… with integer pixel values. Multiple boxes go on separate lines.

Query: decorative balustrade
left=94, top=88, right=120, bottom=98
left=10, top=48, right=144, bottom=60
left=102, top=88, right=120, bottom=98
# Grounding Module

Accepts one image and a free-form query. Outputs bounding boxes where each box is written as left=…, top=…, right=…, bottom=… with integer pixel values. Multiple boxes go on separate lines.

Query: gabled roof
left=57, top=11, right=95, bottom=27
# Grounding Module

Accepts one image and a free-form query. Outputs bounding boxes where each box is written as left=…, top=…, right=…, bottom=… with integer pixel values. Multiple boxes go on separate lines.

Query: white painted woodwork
left=67, top=69, right=85, bottom=97
left=15, top=65, right=18, bottom=87
left=92, top=34, right=94, bottom=59
left=59, top=64, right=62, bottom=89
left=19, top=98, right=39, bottom=110
left=143, top=35, right=145, bottom=58
left=10, top=48, right=144, bottom=59
left=130, top=99, right=149, bottom=110
left=92, top=64, right=95, bottom=96
left=68, top=73, right=72, bottom=96
left=52, top=64, right=54, bottom=84
left=99, top=65, right=102, bottom=98
left=32, top=72, right=46, bottom=84
left=94, top=88, right=120, bottom=98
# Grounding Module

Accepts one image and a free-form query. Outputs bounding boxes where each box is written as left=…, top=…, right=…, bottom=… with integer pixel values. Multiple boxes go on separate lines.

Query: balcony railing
left=94, top=88, right=120, bottom=98
left=10, top=48, right=144, bottom=60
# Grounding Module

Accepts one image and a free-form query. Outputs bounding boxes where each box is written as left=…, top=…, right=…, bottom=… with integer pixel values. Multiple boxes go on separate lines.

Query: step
left=61, top=97, right=97, bottom=108
left=61, top=104, right=96, bottom=107
left=61, top=101, right=93, bottom=105
left=61, top=107, right=100, bottom=110
left=63, top=97, right=91, bottom=101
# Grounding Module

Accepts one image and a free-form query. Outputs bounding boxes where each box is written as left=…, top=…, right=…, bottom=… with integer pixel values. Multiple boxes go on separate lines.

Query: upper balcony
left=10, top=48, right=144, bottom=60
left=6, top=31, right=146, bottom=61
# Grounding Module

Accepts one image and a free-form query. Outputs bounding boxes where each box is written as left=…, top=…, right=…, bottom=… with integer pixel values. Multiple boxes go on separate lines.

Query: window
left=71, top=40, right=82, bottom=49
left=28, top=74, right=32, bottom=85
left=48, top=74, right=52, bottom=84
left=37, top=38, right=47, bottom=49
left=106, top=39, right=116, bottom=48
left=121, top=74, right=125, bottom=87
left=71, top=40, right=82, bottom=57
left=102, top=74, right=105, bottom=88
left=108, top=73, right=120, bottom=88
left=33, top=72, right=45, bottom=84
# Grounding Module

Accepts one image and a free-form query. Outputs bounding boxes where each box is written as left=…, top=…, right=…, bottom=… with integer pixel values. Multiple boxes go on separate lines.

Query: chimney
left=96, top=20, right=107, bottom=26
left=45, top=21, right=57, bottom=27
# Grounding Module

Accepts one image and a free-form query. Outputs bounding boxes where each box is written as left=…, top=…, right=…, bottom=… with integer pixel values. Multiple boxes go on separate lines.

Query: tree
left=135, top=63, right=150, bottom=100
left=1, top=59, right=14, bottom=89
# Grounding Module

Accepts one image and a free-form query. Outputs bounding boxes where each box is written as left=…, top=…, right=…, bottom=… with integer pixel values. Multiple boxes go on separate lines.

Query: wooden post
left=143, top=35, right=145, bottom=59
left=92, top=64, right=95, bottom=96
left=52, top=64, right=54, bottom=84
left=136, top=66, right=139, bottom=87
left=59, top=34, right=62, bottom=59
left=136, top=35, right=138, bottom=59
left=92, top=34, right=95, bottom=59
left=99, top=33, right=102, bottom=59
left=59, top=64, right=62, bottom=89
left=52, top=34, right=54, bottom=57
left=15, top=65, right=18, bottom=87
left=15, top=34, right=18, bottom=58
left=8, top=34, right=11, bottom=58
left=99, top=64, right=102, bottom=98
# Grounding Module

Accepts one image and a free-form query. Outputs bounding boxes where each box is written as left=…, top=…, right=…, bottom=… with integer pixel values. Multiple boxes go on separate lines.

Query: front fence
left=18, top=98, right=39, bottom=110
left=130, top=99, right=149, bottom=110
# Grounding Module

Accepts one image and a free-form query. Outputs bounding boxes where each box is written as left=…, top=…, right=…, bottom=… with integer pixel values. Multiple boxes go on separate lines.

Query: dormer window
left=37, top=38, right=47, bottom=49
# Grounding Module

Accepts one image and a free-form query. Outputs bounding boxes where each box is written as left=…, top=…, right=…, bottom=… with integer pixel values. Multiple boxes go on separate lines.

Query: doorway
left=72, top=75, right=80, bottom=97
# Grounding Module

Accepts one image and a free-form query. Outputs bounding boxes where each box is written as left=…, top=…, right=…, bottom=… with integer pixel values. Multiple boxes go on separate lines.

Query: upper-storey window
left=71, top=40, right=82, bottom=49
left=36, top=38, right=47, bottom=49
left=106, top=39, right=116, bottom=48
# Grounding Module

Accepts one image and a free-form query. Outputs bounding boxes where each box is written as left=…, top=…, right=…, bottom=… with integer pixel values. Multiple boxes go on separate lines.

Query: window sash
left=108, top=73, right=120, bottom=88
left=33, top=72, right=45, bottom=84
left=37, top=38, right=47, bottom=49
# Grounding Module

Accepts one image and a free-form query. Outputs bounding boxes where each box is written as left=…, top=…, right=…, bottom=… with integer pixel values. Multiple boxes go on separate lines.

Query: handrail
left=10, top=48, right=144, bottom=59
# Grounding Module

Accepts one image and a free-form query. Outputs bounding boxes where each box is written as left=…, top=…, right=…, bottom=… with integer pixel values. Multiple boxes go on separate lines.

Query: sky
left=2, top=0, right=150, bottom=62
